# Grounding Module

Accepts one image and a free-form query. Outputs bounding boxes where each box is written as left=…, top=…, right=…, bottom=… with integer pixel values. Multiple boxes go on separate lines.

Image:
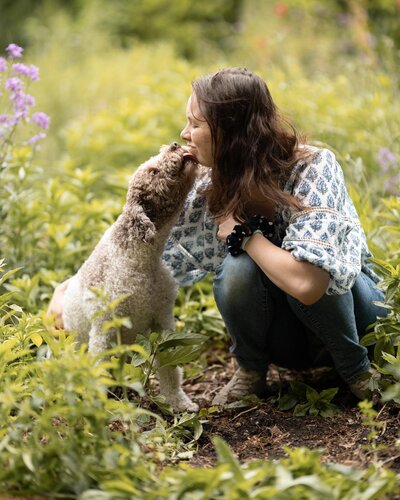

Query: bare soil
left=182, top=354, right=400, bottom=471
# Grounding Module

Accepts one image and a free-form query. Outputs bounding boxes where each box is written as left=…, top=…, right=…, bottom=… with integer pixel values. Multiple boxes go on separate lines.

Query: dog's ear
left=130, top=205, right=156, bottom=242
left=124, top=205, right=156, bottom=243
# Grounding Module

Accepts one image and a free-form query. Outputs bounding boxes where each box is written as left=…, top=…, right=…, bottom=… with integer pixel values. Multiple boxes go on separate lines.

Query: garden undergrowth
left=1, top=1, right=400, bottom=496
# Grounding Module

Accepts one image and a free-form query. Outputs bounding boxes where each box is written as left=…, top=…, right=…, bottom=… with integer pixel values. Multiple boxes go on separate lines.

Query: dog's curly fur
left=62, top=143, right=199, bottom=411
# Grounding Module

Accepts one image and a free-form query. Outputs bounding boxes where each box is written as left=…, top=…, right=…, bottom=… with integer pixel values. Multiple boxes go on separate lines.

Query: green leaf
left=100, top=480, right=138, bottom=494
left=22, top=452, right=35, bottom=472
left=319, top=387, right=338, bottom=402
left=305, top=386, right=319, bottom=404
left=212, top=436, right=244, bottom=480
left=193, top=419, right=203, bottom=441
left=80, top=491, right=113, bottom=500
left=382, top=352, right=397, bottom=365
left=386, top=282, right=399, bottom=303
left=289, top=381, right=308, bottom=399
left=320, top=405, right=337, bottom=417
left=360, top=332, right=378, bottom=346
left=278, top=393, right=298, bottom=411
left=158, top=330, right=207, bottom=350
left=157, top=345, right=203, bottom=368
left=0, top=267, right=23, bottom=286
left=30, top=332, right=43, bottom=347
left=293, top=403, right=311, bottom=416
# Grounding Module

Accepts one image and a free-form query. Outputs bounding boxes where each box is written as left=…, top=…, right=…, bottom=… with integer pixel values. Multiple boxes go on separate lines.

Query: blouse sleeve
left=162, top=170, right=227, bottom=287
left=281, top=148, right=364, bottom=295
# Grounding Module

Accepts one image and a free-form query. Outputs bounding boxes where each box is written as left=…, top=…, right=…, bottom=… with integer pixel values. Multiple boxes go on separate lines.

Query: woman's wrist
left=225, top=215, right=275, bottom=256
left=241, top=229, right=263, bottom=251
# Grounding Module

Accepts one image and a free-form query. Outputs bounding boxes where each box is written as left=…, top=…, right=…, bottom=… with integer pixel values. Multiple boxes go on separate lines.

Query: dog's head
left=122, top=142, right=198, bottom=243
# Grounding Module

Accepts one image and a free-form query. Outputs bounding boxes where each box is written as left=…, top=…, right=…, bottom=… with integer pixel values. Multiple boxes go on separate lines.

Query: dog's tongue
left=182, top=152, right=197, bottom=163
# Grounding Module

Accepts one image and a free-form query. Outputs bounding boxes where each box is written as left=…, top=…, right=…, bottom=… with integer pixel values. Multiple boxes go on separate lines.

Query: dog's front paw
left=166, top=390, right=199, bottom=413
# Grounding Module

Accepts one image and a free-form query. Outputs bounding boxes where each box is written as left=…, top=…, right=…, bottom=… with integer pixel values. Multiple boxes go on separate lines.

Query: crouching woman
left=168, top=67, right=387, bottom=405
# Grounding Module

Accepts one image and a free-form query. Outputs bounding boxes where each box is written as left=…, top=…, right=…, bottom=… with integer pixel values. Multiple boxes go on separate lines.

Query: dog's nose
left=170, top=142, right=180, bottom=151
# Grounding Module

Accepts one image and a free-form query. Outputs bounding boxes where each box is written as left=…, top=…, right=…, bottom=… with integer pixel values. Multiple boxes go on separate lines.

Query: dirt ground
left=182, top=355, right=400, bottom=471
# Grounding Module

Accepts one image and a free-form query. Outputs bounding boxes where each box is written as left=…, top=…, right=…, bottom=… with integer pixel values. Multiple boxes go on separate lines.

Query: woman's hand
left=45, top=278, right=70, bottom=330
left=216, top=214, right=239, bottom=241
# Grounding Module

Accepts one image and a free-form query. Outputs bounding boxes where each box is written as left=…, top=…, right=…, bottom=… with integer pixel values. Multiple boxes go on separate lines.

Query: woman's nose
left=180, top=125, right=190, bottom=141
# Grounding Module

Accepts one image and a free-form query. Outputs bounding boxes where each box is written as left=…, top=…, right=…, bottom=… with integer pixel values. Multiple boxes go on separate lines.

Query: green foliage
left=377, top=196, right=400, bottom=264
left=0, top=266, right=204, bottom=496
left=277, top=381, right=339, bottom=417
left=359, top=400, right=386, bottom=454
left=130, top=329, right=207, bottom=412
left=361, top=260, right=400, bottom=366
left=1, top=0, right=241, bottom=59
left=360, top=197, right=400, bottom=384
left=61, top=63, right=193, bottom=172
left=175, top=277, right=227, bottom=342
left=153, top=440, right=399, bottom=499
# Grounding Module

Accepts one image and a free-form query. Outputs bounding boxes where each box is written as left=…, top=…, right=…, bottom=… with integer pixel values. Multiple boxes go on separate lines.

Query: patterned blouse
left=162, top=147, right=379, bottom=294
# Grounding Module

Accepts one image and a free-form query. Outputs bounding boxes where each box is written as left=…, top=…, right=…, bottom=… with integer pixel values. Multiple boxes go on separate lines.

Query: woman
left=48, top=67, right=386, bottom=405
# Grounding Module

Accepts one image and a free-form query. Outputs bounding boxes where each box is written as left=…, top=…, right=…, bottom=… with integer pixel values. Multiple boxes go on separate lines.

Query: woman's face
left=180, top=94, right=214, bottom=167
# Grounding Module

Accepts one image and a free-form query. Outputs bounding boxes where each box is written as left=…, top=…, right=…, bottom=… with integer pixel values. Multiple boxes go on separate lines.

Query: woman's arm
left=218, top=216, right=329, bottom=305
left=45, top=278, right=71, bottom=329
left=245, top=233, right=329, bottom=305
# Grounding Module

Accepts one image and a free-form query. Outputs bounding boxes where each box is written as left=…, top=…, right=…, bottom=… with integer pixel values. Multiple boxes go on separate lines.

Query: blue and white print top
left=162, top=147, right=379, bottom=294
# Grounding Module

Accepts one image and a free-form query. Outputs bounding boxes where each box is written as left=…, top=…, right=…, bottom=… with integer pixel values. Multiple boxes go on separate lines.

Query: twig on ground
left=232, top=406, right=259, bottom=421
left=381, top=453, right=400, bottom=467
left=376, top=402, right=388, bottom=420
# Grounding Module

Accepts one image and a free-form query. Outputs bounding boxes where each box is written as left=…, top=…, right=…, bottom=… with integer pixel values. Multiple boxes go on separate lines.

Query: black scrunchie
left=226, top=215, right=275, bottom=256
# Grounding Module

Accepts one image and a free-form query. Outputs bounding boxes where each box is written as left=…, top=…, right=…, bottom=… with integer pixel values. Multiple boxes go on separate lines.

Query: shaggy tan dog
left=62, top=142, right=199, bottom=411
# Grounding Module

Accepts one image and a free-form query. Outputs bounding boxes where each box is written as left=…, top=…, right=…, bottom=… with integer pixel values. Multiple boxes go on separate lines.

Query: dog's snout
left=170, top=142, right=180, bottom=151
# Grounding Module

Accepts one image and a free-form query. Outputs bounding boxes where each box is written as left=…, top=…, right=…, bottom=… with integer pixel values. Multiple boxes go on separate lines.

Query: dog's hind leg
left=87, top=318, right=115, bottom=360
left=157, top=364, right=199, bottom=412
left=153, top=301, right=199, bottom=412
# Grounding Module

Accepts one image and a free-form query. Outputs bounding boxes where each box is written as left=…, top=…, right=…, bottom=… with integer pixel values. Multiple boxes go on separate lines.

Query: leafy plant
left=152, top=438, right=399, bottom=499
left=0, top=265, right=205, bottom=497
left=277, top=381, right=339, bottom=417
left=175, top=277, right=227, bottom=343
left=360, top=260, right=400, bottom=370
left=358, top=400, right=386, bottom=456
left=128, top=329, right=206, bottom=413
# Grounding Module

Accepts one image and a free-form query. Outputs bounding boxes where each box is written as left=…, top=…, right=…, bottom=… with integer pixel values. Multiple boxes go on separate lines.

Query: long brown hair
left=192, top=67, right=308, bottom=221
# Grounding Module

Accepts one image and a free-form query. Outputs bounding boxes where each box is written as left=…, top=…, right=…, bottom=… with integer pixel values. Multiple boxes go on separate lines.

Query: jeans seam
left=292, top=299, right=370, bottom=381
left=294, top=300, right=340, bottom=352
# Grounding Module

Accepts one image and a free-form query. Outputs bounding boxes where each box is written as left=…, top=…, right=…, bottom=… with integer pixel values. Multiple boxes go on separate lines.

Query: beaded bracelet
left=226, top=215, right=275, bottom=257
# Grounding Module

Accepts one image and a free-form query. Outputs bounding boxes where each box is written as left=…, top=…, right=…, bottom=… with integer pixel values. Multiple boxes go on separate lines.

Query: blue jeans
left=213, top=254, right=388, bottom=383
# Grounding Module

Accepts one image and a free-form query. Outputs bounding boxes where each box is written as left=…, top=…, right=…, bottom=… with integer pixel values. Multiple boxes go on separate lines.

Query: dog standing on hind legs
left=61, top=142, right=199, bottom=412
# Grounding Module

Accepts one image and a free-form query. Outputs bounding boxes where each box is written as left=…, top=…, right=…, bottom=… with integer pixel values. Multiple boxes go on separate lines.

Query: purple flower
left=10, top=91, right=35, bottom=120
left=27, top=132, right=46, bottom=144
left=384, top=174, right=400, bottom=196
left=32, top=111, right=50, bottom=129
left=5, top=77, right=23, bottom=92
left=6, top=43, right=24, bottom=59
left=0, top=57, right=7, bottom=72
left=0, top=113, right=18, bottom=127
left=11, top=90, right=35, bottom=108
left=378, top=147, right=397, bottom=172
left=12, top=63, right=40, bottom=81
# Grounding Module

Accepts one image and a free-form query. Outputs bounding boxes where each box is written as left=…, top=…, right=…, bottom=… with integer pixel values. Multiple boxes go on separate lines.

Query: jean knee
left=213, top=254, right=261, bottom=306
